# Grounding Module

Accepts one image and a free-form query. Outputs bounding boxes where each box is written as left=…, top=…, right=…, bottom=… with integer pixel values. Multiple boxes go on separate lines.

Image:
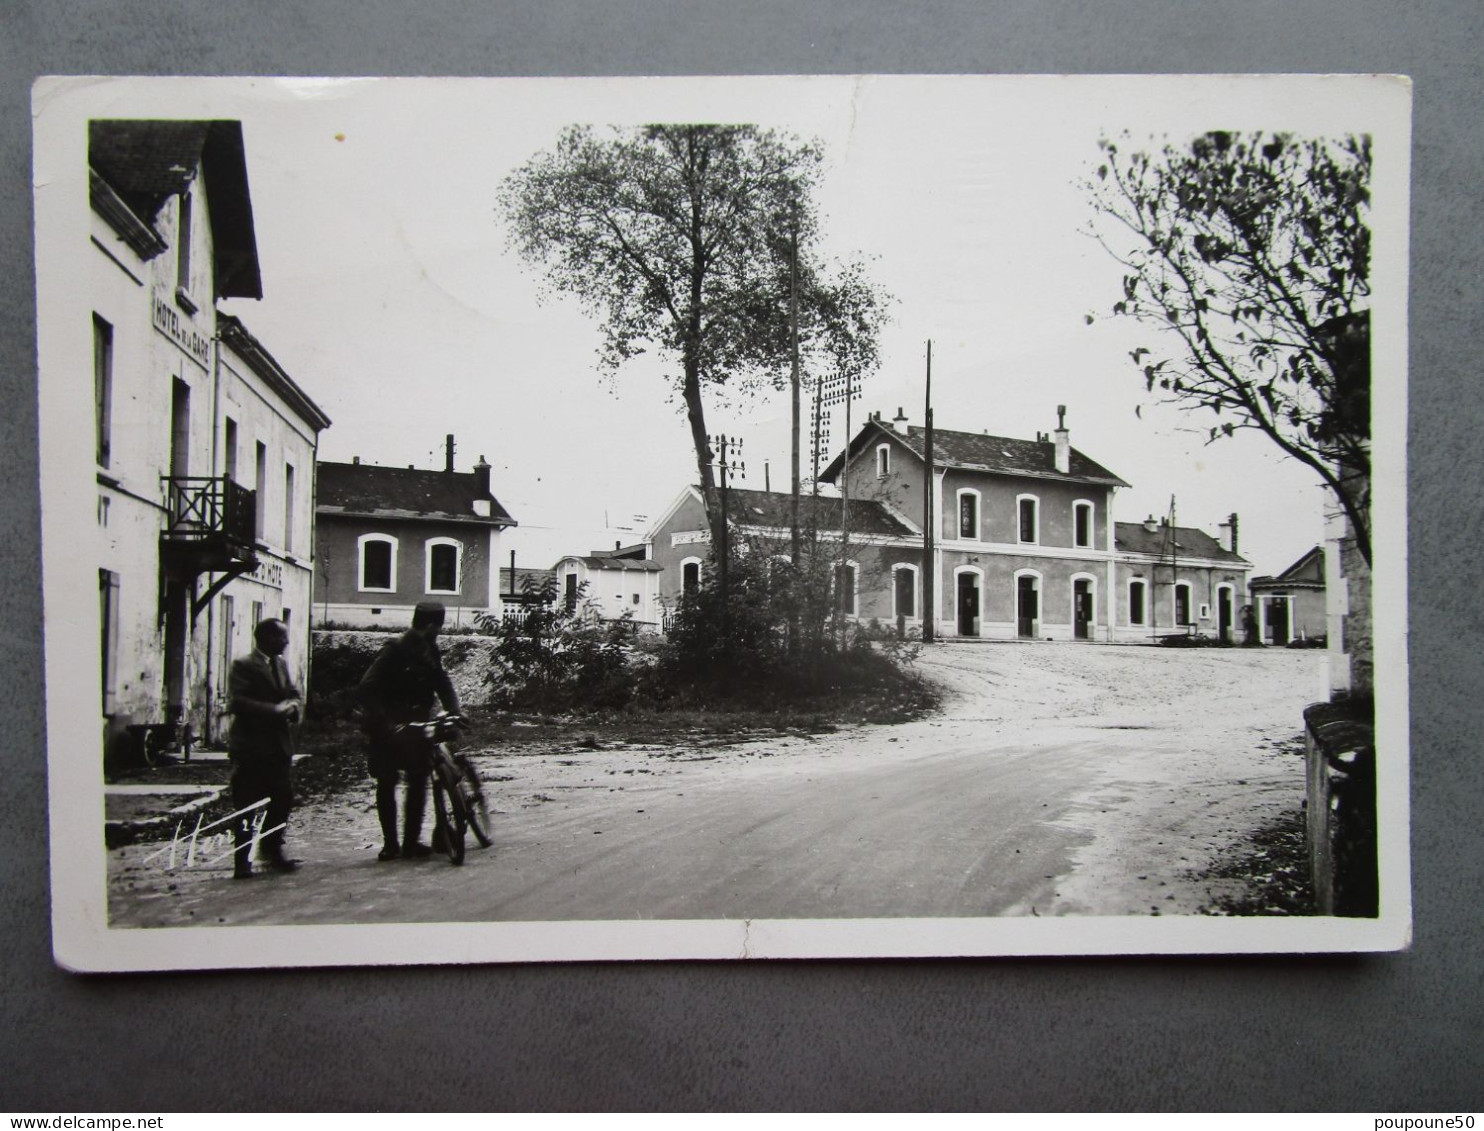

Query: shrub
left=475, top=578, right=639, bottom=713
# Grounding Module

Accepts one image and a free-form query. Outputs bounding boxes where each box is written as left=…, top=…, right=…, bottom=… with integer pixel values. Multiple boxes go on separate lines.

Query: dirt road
left=107, top=642, right=1326, bottom=927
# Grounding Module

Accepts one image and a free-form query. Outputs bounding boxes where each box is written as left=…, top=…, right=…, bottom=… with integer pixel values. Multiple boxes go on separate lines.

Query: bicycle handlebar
left=392, top=711, right=467, bottom=743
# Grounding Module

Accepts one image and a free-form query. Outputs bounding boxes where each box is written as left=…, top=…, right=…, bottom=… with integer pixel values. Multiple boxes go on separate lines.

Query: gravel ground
left=106, top=641, right=1326, bottom=927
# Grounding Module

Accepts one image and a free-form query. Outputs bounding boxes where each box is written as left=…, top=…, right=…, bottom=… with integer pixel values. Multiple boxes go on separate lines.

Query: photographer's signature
left=139, top=799, right=285, bottom=872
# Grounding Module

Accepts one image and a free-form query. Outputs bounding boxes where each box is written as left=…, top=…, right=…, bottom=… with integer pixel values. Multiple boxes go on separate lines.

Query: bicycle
left=396, top=712, right=494, bottom=865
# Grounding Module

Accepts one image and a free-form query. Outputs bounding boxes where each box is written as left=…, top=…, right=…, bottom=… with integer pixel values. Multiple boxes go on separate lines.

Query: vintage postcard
left=33, top=74, right=1411, bottom=971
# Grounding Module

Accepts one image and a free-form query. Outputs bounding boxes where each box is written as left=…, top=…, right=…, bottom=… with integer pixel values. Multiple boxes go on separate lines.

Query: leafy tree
left=1086, top=131, right=1373, bottom=565
left=498, top=124, right=888, bottom=550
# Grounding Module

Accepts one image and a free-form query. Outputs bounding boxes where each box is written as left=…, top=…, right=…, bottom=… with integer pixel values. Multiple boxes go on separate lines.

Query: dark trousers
left=375, top=768, right=428, bottom=849
left=230, top=754, right=293, bottom=867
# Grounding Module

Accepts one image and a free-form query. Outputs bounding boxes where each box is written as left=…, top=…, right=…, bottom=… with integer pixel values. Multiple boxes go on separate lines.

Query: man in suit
left=228, top=617, right=303, bottom=878
left=357, top=601, right=464, bottom=861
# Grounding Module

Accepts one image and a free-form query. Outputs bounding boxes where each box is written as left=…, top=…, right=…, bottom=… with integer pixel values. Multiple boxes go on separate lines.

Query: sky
left=67, top=74, right=1400, bottom=577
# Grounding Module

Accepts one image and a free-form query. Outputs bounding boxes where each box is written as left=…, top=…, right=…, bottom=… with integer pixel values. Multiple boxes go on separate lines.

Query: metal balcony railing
left=162, top=476, right=257, bottom=551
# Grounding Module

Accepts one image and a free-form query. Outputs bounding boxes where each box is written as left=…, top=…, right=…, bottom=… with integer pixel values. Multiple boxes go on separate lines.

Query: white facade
left=553, top=556, right=664, bottom=630
left=90, top=120, right=328, bottom=756
left=206, top=320, right=327, bottom=734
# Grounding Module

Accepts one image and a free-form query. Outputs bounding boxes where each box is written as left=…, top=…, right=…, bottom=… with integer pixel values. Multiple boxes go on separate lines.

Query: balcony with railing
left=160, top=476, right=258, bottom=576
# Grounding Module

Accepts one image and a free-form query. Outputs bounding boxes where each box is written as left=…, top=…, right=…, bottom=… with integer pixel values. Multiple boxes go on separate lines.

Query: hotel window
left=876, top=444, right=890, bottom=478
left=223, top=417, right=238, bottom=482
left=93, top=315, right=113, bottom=468
left=682, top=559, right=701, bottom=597
left=359, top=535, right=397, bottom=592
left=175, top=188, right=197, bottom=311
left=254, top=442, right=267, bottom=539
left=283, top=463, right=296, bottom=553
left=99, top=569, right=120, bottom=714
left=219, top=594, right=235, bottom=699
left=1074, top=501, right=1094, bottom=549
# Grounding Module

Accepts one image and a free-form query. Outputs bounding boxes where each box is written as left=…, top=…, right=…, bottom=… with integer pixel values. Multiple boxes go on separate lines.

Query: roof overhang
left=317, top=506, right=515, bottom=528
left=219, top=315, right=331, bottom=432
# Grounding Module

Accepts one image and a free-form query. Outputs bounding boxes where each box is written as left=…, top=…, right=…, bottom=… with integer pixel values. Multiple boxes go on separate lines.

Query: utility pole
left=788, top=204, right=802, bottom=656
left=810, top=370, right=826, bottom=496
left=839, top=372, right=854, bottom=644
left=789, top=203, right=802, bottom=567
left=921, top=340, right=935, bottom=643
left=817, top=367, right=858, bottom=644
left=709, top=433, right=744, bottom=610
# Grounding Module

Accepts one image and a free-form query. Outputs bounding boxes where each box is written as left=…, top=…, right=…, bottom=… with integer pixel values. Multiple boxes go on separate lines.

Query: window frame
left=93, top=314, right=113, bottom=469
left=956, top=488, right=982, bottom=541
left=358, top=533, right=398, bottom=593
left=99, top=568, right=120, bottom=715
left=1016, top=493, right=1040, bottom=545
left=891, top=563, right=919, bottom=620
left=424, top=537, right=462, bottom=595
left=174, top=187, right=198, bottom=312
left=1174, top=581, right=1194, bottom=627
left=254, top=441, right=267, bottom=540
left=282, top=462, right=295, bottom=554
left=680, top=556, right=703, bottom=598
left=1128, top=578, right=1147, bottom=627
left=1073, top=499, right=1095, bottom=549
left=223, top=416, right=238, bottom=482
left=834, top=560, right=860, bottom=617
left=876, top=443, right=891, bottom=478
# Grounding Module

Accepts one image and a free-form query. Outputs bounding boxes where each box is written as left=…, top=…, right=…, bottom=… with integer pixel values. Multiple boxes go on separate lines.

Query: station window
left=958, top=490, right=980, bottom=540
left=1128, top=579, right=1146, bottom=626
left=1074, top=501, right=1093, bottom=548
left=1018, top=496, right=1039, bottom=544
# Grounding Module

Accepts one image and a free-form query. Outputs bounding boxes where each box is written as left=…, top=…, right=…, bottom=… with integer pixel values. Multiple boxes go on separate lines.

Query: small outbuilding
left=552, top=553, right=665, bottom=631
left=1248, top=546, right=1327, bottom=645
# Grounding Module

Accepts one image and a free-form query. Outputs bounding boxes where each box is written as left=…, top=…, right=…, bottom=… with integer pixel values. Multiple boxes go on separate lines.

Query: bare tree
left=1086, top=130, right=1372, bottom=565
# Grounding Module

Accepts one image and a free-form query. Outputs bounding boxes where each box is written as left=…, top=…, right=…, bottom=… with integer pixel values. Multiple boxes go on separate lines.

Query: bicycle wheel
left=431, top=762, right=466, bottom=865
left=455, top=753, right=493, bottom=849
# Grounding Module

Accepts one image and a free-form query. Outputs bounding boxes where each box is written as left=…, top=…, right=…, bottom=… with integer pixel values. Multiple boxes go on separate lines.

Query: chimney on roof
left=474, top=454, right=491, bottom=497
left=1054, top=405, right=1070, bottom=474
left=892, top=407, right=908, bottom=434
left=445, top=434, right=456, bottom=474
left=1218, top=512, right=1239, bottom=554
left=1144, top=514, right=1158, bottom=533
left=352, top=456, right=360, bottom=464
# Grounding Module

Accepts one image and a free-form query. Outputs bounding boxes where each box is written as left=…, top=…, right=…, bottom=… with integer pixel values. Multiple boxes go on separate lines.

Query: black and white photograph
left=34, top=73, right=1411, bottom=971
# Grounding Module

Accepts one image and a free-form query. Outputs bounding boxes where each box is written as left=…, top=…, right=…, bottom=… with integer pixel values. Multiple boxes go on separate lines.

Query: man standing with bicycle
left=357, top=601, right=465, bottom=861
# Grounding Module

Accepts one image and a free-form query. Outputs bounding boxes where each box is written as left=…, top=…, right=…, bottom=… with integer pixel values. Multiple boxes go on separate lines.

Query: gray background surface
left=3, top=1, right=1480, bottom=1112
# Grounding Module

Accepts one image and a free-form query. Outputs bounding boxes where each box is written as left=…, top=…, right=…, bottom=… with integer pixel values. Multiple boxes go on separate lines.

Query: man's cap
left=412, top=601, right=447, bottom=628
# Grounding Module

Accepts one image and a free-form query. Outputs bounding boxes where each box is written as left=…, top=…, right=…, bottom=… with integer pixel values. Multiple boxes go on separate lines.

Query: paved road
left=108, top=642, right=1324, bottom=927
